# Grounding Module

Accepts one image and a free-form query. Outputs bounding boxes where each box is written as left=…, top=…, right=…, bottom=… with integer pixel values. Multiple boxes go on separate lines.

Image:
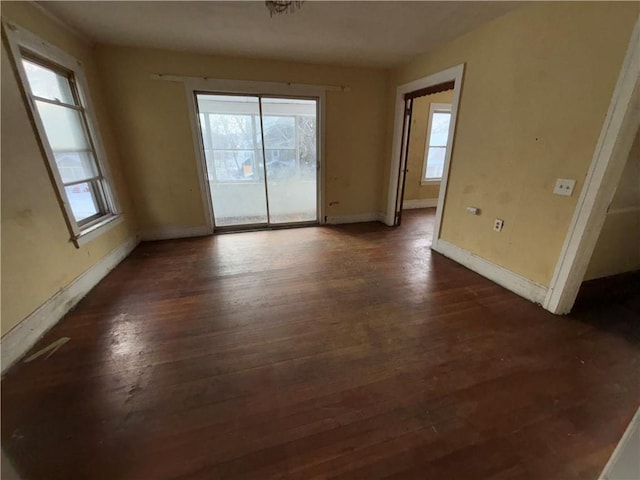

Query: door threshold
left=214, top=221, right=319, bottom=234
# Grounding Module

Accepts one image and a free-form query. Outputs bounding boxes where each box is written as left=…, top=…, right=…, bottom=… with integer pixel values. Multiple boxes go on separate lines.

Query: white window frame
left=421, top=102, right=452, bottom=185
left=3, top=21, right=121, bottom=247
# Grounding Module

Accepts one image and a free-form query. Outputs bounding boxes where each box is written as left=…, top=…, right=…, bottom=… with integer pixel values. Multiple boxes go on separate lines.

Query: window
left=422, top=103, right=452, bottom=183
left=198, top=110, right=316, bottom=183
left=4, top=22, right=120, bottom=245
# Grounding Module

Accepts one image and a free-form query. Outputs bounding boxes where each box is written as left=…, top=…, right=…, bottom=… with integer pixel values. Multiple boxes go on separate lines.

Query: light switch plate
left=553, top=178, right=576, bottom=196
left=466, top=206, right=480, bottom=215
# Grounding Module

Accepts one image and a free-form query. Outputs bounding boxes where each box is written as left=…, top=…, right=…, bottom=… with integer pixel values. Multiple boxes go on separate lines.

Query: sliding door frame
left=184, top=78, right=326, bottom=233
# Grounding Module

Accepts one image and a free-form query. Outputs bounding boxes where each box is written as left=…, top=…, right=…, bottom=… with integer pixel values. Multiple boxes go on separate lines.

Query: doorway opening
left=195, top=93, right=319, bottom=231
left=386, top=64, right=465, bottom=250
left=573, top=125, right=640, bottom=311
left=396, top=84, right=456, bottom=235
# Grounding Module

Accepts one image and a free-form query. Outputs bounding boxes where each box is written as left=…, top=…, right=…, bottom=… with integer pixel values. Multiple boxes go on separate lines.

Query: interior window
left=423, top=105, right=452, bottom=181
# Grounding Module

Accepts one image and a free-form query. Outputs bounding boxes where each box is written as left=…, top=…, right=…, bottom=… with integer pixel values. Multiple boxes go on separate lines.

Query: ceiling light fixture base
left=265, top=1, right=304, bottom=17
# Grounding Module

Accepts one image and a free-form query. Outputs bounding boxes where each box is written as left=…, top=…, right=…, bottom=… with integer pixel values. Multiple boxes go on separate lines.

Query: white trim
left=433, top=239, right=548, bottom=305
left=544, top=18, right=640, bottom=315
left=1, top=237, right=138, bottom=374
left=420, top=179, right=441, bottom=186
left=325, top=212, right=385, bottom=225
left=140, top=225, right=211, bottom=241
left=386, top=64, right=465, bottom=252
left=182, top=77, right=326, bottom=231
left=76, top=214, right=124, bottom=246
left=599, top=406, right=640, bottom=480
left=403, top=198, right=438, bottom=210
left=421, top=102, right=452, bottom=183
left=607, top=205, right=640, bottom=215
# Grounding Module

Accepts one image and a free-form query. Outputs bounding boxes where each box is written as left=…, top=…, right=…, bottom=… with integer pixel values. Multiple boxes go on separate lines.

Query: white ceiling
left=38, top=1, right=522, bottom=68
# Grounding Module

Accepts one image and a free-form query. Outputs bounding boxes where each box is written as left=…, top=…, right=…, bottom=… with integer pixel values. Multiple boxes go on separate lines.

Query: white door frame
left=544, top=18, right=640, bottom=314
left=181, top=77, right=327, bottom=233
left=385, top=63, right=465, bottom=249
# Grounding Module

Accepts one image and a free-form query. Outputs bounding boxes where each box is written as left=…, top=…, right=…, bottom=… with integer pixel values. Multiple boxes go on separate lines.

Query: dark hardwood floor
left=2, top=209, right=639, bottom=480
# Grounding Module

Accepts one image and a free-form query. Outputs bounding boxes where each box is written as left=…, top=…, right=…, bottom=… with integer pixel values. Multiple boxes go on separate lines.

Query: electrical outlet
left=493, top=219, right=504, bottom=232
left=553, top=178, right=576, bottom=196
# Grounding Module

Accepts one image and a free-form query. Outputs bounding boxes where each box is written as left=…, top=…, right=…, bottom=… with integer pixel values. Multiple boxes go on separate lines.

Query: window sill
left=421, top=179, right=442, bottom=186
left=73, top=214, right=123, bottom=248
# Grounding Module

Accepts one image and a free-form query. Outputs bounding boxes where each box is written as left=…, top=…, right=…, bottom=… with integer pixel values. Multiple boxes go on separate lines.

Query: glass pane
left=205, top=150, right=257, bottom=182
left=428, top=111, right=451, bottom=147
left=35, top=100, right=91, bottom=152
left=64, top=182, right=101, bottom=223
left=261, top=98, right=317, bottom=224
left=55, top=151, right=98, bottom=183
left=264, top=149, right=296, bottom=181
left=198, top=113, right=210, bottom=149
left=425, top=147, right=446, bottom=179
left=22, top=59, right=75, bottom=104
left=262, top=116, right=295, bottom=148
left=210, top=114, right=255, bottom=149
left=196, top=94, right=268, bottom=227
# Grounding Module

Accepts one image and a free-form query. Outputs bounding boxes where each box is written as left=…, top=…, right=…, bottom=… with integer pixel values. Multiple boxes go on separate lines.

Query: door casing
left=386, top=63, right=465, bottom=247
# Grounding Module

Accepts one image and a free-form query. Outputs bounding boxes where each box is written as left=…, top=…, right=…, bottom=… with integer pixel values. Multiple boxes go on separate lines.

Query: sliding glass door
left=196, top=93, right=318, bottom=229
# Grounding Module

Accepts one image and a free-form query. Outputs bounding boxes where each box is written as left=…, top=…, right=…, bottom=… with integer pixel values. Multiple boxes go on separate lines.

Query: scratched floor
left=2, top=209, right=640, bottom=479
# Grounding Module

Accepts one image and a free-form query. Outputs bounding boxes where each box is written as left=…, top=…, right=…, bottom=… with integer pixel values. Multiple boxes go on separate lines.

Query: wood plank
left=2, top=210, right=639, bottom=479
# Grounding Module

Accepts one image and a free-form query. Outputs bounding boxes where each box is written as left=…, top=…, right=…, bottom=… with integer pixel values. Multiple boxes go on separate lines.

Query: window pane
left=198, top=114, right=210, bottom=149
left=208, top=150, right=257, bottom=182
left=264, top=149, right=296, bottom=180
left=55, top=151, right=98, bottom=183
left=35, top=100, right=91, bottom=152
left=425, top=147, right=446, bottom=179
left=261, top=115, right=295, bottom=149
left=261, top=98, right=317, bottom=224
left=196, top=94, right=268, bottom=227
left=210, top=114, right=255, bottom=149
left=297, top=115, right=317, bottom=180
left=428, top=112, right=451, bottom=147
left=64, top=182, right=101, bottom=223
left=22, top=59, right=75, bottom=104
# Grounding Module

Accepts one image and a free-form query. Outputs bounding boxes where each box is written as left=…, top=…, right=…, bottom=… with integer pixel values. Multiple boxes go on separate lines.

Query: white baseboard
left=403, top=198, right=438, bottom=210
left=325, top=212, right=386, bottom=225
left=1, top=237, right=139, bottom=374
left=432, top=239, right=548, bottom=305
left=140, top=225, right=211, bottom=241
left=599, top=406, right=640, bottom=480
left=607, top=205, right=640, bottom=215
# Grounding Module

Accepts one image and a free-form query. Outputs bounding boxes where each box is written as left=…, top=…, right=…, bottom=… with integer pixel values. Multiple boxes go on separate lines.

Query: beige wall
left=94, top=45, right=391, bottom=233
left=389, top=2, right=639, bottom=286
left=1, top=2, right=137, bottom=335
left=404, top=89, right=454, bottom=202
left=585, top=128, right=640, bottom=280
left=2, top=1, right=638, bottom=338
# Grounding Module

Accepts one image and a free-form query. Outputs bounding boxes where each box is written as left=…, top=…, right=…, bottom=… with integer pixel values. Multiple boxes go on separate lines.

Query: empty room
left=2, top=1, right=639, bottom=479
